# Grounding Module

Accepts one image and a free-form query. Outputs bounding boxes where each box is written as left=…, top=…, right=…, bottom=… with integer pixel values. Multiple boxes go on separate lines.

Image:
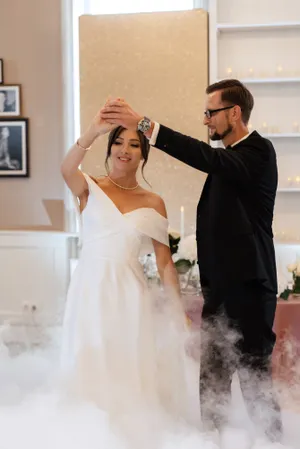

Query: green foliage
left=169, top=234, right=180, bottom=255
left=174, top=258, right=192, bottom=274
left=279, top=288, right=292, bottom=301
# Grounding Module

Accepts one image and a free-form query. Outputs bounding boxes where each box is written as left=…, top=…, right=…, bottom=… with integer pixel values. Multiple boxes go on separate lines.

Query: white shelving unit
left=208, top=0, right=300, bottom=255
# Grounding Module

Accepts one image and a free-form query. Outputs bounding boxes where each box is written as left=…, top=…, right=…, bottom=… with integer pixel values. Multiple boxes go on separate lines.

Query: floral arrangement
left=279, top=260, right=300, bottom=300
left=169, top=230, right=199, bottom=293
left=142, top=229, right=199, bottom=292
left=172, top=234, right=198, bottom=274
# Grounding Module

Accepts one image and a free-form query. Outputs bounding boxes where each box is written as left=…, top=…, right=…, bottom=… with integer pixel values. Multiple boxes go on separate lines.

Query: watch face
left=138, top=118, right=150, bottom=132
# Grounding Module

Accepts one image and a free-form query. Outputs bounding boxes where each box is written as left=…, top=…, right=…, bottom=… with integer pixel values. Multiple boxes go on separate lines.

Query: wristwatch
left=137, top=116, right=151, bottom=133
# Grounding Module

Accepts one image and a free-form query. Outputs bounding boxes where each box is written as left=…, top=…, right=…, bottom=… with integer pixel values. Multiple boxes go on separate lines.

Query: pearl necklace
left=107, top=175, right=139, bottom=191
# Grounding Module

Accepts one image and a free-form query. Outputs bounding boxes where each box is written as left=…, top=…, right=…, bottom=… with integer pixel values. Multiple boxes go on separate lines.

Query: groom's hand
left=100, top=99, right=143, bottom=131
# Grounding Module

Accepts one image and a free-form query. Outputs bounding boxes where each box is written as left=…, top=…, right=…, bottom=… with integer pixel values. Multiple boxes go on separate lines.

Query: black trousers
left=199, top=279, right=282, bottom=442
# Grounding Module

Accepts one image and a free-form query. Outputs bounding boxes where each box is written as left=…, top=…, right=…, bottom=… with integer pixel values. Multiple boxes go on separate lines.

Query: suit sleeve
left=154, top=124, right=270, bottom=183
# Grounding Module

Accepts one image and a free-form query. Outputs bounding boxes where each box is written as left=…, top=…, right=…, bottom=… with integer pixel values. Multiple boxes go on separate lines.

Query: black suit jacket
left=155, top=127, right=278, bottom=293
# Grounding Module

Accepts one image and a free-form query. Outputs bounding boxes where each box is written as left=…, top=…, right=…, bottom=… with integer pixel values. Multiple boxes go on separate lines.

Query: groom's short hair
left=206, top=79, right=254, bottom=125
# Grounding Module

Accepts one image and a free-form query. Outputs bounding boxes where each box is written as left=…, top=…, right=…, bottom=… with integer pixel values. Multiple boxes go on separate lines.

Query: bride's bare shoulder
left=139, top=188, right=167, bottom=218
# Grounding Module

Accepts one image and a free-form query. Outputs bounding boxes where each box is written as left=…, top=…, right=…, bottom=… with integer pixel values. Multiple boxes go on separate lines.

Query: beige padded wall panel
left=79, top=9, right=208, bottom=234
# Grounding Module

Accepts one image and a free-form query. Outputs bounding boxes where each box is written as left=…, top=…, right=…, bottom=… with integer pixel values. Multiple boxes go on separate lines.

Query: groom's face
left=203, top=90, right=233, bottom=142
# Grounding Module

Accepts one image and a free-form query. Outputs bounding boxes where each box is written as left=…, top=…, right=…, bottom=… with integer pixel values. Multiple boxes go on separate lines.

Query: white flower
left=172, top=253, right=180, bottom=263
left=287, top=263, right=297, bottom=273
left=178, top=234, right=197, bottom=263
left=168, top=228, right=180, bottom=240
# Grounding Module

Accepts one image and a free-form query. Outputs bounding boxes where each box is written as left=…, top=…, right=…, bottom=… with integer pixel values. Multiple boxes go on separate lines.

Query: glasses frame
left=204, top=105, right=235, bottom=119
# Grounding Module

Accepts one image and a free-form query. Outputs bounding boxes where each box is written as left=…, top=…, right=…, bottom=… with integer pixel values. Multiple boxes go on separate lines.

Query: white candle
left=180, top=206, right=185, bottom=239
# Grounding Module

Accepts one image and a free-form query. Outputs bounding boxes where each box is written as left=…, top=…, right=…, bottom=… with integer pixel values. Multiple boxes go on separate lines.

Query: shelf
left=217, top=77, right=300, bottom=84
left=217, top=22, right=300, bottom=32
left=262, top=133, right=300, bottom=138
left=210, top=134, right=300, bottom=147
left=240, top=77, right=300, bottom=84
left=274, top=241, right=300, bottom=246
left=277, top=188, right=300, bottom=193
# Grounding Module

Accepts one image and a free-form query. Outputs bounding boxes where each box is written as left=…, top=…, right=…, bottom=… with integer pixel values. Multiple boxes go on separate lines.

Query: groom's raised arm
left=100, top=100, right=270, bottom=184
left=151, top=123, right=270, bottom=183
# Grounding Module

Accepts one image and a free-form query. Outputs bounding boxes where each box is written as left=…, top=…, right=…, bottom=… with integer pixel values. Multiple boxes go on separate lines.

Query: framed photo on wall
left=0, top=118, right=29, bottom=177
left=0, top=85, right=21, bottom=117
left=0, top=59, right=3, bottom=84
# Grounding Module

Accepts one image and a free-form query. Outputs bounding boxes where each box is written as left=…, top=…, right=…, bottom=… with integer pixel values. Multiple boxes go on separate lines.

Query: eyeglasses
left=204, top=105, right=235, bottom=119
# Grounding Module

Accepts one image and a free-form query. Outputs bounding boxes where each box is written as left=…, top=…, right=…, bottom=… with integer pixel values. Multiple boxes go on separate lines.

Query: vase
left=180, top=265, right=200, bottom=296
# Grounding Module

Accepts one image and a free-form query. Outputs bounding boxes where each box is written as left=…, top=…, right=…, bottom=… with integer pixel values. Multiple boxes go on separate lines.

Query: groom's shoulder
left=236, top=131, right=276, bottom=160
left=246, top=131, right=274, bottom=150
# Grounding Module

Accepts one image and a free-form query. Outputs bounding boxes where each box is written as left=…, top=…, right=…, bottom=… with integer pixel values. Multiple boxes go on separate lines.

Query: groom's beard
left=210, top=124, right=233, bottom=141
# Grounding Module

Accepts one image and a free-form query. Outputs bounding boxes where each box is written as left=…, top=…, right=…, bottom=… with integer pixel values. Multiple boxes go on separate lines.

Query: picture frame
left=0, top=118, right=29, bottom=177
left=0, top=85, right=21, bottom=117
left=0, top=59, right=3, bottom=84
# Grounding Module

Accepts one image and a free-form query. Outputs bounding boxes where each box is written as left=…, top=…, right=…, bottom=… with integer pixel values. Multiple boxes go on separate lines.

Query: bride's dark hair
left=105, top=126, right=150, bottom=184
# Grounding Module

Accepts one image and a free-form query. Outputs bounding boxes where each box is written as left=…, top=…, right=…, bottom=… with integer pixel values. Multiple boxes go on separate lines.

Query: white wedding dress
left=60, top=173, right=197, bottom=426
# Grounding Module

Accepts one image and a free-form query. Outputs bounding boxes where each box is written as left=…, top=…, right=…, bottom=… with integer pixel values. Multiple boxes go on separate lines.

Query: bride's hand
left=89, top=97, right=125, bottom=137
left=100, top=98, right=143, bottom=130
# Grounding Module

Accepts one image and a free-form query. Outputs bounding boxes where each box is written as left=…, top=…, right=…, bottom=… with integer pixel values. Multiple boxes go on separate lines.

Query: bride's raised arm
left=61, top=105, right=116, bottom=198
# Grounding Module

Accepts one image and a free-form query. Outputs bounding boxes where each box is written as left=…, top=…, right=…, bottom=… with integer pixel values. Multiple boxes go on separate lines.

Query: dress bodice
left=75, top=173, right=169, bottom=263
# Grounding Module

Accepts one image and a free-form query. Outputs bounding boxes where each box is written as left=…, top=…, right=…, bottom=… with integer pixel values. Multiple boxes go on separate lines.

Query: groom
left=100, top=79, right=282, bottom=442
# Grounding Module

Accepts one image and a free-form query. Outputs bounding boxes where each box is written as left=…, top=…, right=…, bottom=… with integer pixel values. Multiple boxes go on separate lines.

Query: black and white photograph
left=0, top=59, right=3, bottom=84
left=0, top=85, right=21, bottom=116
left=0, top=118, right=29, bottom=177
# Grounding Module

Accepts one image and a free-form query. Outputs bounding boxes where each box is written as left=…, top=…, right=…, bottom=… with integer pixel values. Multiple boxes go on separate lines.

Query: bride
left=60, top=105, right=198, bottom=431
left=0, top=106, right=203, bottom=449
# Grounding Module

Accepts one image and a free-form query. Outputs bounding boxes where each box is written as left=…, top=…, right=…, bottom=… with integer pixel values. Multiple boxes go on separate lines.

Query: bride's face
left=110, top=129, right=142, bottom=172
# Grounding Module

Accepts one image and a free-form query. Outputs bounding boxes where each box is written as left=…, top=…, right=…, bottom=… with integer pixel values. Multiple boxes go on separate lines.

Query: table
left=272, top=297, right=300, bottom=383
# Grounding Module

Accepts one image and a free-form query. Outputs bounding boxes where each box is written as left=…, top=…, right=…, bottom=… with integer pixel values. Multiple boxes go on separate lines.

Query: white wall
left=0, top=0, right=66, bottom=230
left=0, top=0, right=76, bottom=335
